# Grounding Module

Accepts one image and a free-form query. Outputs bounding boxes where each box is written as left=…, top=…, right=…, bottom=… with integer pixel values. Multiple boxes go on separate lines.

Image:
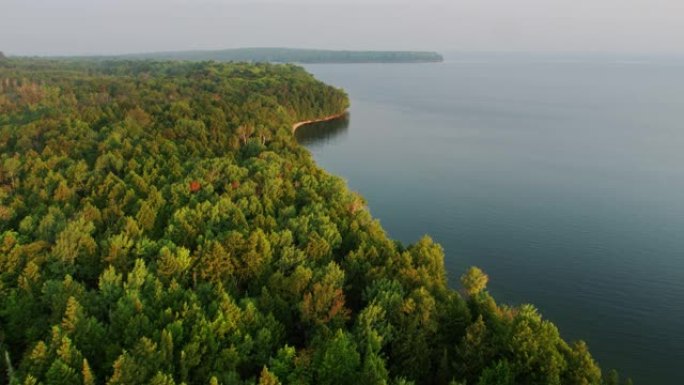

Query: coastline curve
left=291, top=111, right=348, bottom=133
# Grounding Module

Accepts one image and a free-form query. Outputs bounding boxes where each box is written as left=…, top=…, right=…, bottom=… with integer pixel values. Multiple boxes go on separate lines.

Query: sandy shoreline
left=291, top=111, right=348, bottom=133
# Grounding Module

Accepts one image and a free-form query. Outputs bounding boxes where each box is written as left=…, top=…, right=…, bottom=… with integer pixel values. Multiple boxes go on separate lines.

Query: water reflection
left=294, top=113, right=350, bottom=146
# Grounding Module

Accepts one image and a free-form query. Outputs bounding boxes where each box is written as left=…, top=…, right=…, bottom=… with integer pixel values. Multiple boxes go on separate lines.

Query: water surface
left=299, top=55, right=684, bottom=385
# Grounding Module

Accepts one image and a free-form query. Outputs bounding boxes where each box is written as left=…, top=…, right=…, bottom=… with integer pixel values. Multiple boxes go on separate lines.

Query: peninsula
left=107, top=47, right=444, bottom=63
left=0, top=58, right=619, bottom=385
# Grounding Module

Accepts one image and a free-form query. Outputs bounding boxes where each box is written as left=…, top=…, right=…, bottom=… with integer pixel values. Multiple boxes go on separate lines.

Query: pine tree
left=460, top=267, right=489, bottom=297
left=82, top=358, right=95, bottom=385
left=314, top=330, right=361, bottom=385
left=258, top=366, right=282, bottom=385
left=45, top=359, right=79, bottom=385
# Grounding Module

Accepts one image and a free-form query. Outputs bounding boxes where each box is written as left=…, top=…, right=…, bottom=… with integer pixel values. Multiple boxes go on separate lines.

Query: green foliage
left=460, top=266, right=488, bottom=297
left=313, top=330, right=360, bottom=385
left=478, top=360, right=514, bottom=385
left=0, top=59, right=618, bottom=385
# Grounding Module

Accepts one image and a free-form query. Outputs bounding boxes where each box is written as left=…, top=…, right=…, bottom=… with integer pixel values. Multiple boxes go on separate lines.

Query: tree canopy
left=0, top=59, right=626, bottom=385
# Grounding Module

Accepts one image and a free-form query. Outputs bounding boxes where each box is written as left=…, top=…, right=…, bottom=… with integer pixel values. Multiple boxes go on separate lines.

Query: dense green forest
left=0, top=59, right=628, bottom=385
left=96, top=48, right=443, bottom=64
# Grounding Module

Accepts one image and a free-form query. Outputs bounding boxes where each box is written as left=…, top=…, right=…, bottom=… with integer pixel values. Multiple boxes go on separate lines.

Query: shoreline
left=291, top=111, right=348, bottom=133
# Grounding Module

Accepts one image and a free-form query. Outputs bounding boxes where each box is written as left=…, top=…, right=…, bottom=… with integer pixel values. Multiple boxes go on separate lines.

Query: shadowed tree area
left=0, top=59, right=628, bottom=385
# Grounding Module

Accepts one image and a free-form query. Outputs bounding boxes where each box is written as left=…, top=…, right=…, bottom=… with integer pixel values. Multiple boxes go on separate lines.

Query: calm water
left=297, top=55, right=684, bottom=385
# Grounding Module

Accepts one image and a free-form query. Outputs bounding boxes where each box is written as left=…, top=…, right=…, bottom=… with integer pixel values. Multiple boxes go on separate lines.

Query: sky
left=1, top=0, right=683, bottom=56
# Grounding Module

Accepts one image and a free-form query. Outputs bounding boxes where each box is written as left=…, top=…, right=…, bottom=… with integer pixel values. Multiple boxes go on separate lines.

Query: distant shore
left=291, top=111, right=348, bottom=133
left=111, top=48, right=444, bottom=64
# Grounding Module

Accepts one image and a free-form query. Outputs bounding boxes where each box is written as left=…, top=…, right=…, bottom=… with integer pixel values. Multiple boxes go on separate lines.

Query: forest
left=0, top=59, right=629, bottom=385
left=105, top=48, right=443, bottom=64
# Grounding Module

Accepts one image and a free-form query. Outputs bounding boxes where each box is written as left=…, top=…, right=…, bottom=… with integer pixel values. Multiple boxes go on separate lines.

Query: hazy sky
left=1, top=0, right=683, bottom=56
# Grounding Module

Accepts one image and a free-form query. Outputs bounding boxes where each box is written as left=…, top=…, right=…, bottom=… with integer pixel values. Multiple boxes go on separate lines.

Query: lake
left=297, top=54, right=684, bottom=385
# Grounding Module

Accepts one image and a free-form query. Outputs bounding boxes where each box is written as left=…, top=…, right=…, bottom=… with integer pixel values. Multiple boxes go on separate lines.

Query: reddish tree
left=189, top=180, right=201, bottom=193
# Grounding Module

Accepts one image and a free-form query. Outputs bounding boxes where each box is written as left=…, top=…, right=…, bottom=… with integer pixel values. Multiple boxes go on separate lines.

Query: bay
left=297, top=54, right=684, bottom=385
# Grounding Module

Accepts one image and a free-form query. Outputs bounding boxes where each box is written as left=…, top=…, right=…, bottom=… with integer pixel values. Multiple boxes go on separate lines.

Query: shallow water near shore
left=298, top=55, right=684, bottom=385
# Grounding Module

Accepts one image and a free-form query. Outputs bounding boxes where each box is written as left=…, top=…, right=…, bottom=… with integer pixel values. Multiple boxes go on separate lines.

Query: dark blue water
left=297, top=55, right=684, bottom=385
